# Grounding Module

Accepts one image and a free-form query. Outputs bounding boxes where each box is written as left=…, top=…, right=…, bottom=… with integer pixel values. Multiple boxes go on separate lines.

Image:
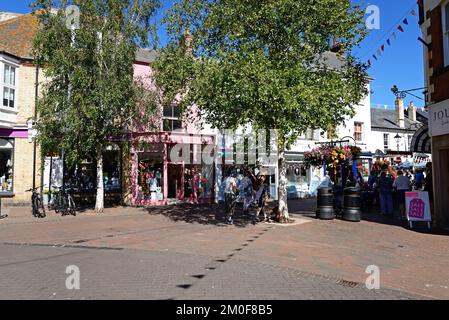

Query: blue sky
left=1, top=0, right=425, bottom=109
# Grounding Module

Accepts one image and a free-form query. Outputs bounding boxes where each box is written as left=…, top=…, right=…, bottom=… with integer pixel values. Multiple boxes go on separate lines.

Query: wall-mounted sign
left=429, top=100, right=449, bottom=137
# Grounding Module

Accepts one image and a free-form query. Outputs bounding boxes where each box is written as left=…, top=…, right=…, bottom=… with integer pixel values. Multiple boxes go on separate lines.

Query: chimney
left=395, top=97, right=405, bottom=128
left=408, top=101, right=417, bottom=122
left=330, top=36, right=343, bottom=54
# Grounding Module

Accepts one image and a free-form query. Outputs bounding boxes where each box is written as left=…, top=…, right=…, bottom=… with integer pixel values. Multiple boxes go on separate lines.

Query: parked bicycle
left=26, top=187, right=46, bottom=218
left=48, top=187, right=76, bottom=216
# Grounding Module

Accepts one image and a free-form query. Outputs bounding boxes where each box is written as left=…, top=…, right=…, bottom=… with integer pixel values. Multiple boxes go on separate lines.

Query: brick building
left=0, top=13, right=43, bottom=205
left=419, top=0, right=449, bottom=227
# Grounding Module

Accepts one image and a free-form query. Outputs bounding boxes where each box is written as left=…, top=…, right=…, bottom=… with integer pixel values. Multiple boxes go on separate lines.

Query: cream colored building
left=0, top=13, right=43, bottom=205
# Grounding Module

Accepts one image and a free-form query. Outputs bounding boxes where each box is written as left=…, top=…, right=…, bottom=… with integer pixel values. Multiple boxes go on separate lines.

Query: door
left=440, top=149, right=449, bottom=224
left=167, top=164, right=182, bottom=199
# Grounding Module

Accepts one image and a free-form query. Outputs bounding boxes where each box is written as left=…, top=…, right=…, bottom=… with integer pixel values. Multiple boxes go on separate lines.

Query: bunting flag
left=366, top=5, right=418, bottom=67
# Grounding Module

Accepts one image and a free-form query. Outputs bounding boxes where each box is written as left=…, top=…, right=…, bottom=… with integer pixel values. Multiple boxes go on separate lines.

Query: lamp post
left=394, top=133, right=401, bottom=152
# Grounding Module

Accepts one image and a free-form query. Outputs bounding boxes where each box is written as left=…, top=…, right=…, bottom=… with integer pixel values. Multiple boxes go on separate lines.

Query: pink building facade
left=127, top=50, right=216, bottom=206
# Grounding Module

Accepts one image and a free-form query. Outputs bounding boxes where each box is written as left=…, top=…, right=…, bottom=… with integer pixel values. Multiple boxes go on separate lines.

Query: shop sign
left=429, top=100, right=449, bottom=137
left=405, top=191, right=432, bottom=228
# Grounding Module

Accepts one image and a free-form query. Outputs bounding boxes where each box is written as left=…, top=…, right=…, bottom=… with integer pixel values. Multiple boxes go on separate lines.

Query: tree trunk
left=278, top=146, right=290, bottom=223
left=95, top=147, right=104, bottom=213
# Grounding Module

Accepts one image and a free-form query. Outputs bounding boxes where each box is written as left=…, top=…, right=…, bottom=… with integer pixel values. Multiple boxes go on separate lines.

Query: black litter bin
left=316, top=187, right=334, bottom=220
left=343, top=187, right=361, bottom=222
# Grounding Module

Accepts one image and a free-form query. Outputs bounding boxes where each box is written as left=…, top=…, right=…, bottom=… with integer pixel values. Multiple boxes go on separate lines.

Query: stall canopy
left=410, top=124, right=431, bottom=154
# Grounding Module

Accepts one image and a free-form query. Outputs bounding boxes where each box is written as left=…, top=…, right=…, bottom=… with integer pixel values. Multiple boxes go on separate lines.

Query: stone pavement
left=0, top=199, right=448, bottom=300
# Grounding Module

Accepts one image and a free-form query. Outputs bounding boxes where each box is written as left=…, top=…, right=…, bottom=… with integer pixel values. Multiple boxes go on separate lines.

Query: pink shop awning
left=132, top=132, right=215, bottom=145
left=0, top=129, right=28, bottom=138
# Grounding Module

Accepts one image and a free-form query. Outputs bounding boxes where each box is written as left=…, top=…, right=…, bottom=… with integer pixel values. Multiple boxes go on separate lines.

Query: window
left=2, top=64, right=16, bottom=108
left=0, top=138, right=14, bottom=193
left=383, top=133, right=389, bottom=151
left=305, top=129, right=314, bottom=140
left=163, top=104, right=183, bottom=132
left=443, top=2, right=449, bottom=66
left=408, top=135, right=413, bottom=149
left=354, top=122, right=363, bottom=141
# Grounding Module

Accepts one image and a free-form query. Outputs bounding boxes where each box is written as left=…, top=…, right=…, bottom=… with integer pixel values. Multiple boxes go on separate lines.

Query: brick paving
left=0, top=243, right=421, bottom=300
left=0, top=199, right=448, bottom=300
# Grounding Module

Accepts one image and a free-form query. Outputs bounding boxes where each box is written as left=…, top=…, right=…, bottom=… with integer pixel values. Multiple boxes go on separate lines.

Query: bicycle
left=49, top=187, right=76, bottom=216
left=26, top=187, right=46, bottom=218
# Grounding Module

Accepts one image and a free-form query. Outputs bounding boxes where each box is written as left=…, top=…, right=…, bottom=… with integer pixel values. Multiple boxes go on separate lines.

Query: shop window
left=184, top=163, right=214, bottom=199
left=63, top=148, right=121, bottom=193
left=137, top=153, right=164, bottom=200
left=103, top=149, right=121, bottom=192
left=65, top=157, right=95, bottom=191
left=0, top=139, right=14, bottom=193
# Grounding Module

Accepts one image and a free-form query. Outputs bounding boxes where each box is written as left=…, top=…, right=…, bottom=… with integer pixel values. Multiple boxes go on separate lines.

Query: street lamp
left=394, top=133, right=401, bottom=152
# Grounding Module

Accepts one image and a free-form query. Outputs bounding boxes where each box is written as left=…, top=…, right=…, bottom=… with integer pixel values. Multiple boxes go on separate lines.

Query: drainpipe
left=33, top=65, right=39, bottom=191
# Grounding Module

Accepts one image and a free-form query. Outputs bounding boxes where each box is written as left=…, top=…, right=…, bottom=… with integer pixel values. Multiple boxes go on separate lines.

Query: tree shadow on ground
left=143, top=202, right=258, bottom=228
left=290, top=197, right=449, bottom=236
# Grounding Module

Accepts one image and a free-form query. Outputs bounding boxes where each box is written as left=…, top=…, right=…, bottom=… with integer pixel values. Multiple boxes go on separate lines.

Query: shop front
left=0, top=129, right=40, bottom=204
left=285, top=152, right=314, bottom=199
left=43, top=144, right=123, bottom=205
left=130, top=132, right=216, bottom=206
left=428, top=100, right=449, bottom=227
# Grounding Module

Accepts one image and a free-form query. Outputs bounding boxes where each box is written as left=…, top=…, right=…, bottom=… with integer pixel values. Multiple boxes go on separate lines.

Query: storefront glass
left=63, top=148, right=122, bottom=193
left=103, top=150, right=121, bottom=192
left=0, top=138, right=13, bottom=193
left=355, top=158, right=371, bottom=182
left=137, top=152, right=164, bottom=200
left=286, top=164, right=309, bottom=187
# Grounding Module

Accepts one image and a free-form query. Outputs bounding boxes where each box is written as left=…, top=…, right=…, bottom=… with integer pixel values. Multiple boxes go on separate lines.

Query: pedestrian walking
left=414, top=169, right=424, bottom=190
left=224, top=171, right=239, bottom=225
left=379, top=172, right=393, bottom=216
left=393, top=170, right=411, bottom=220
left=253, top=175, right=270, bottom=223
left=241, top=170, right=254, bottom=214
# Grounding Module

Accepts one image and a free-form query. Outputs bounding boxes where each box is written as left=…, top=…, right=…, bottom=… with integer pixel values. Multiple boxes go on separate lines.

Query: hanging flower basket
left=304, top=145, right=362, bottom=169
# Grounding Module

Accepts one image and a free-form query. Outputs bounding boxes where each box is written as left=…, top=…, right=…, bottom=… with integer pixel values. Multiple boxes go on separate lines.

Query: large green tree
left=32, top=0, right=160, bottom=212
left=154, top=0, right=369, bottom=221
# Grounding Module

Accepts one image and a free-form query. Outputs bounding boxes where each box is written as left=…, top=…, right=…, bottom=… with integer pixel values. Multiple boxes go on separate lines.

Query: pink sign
left=408, top=199, right=425, bottom=219
left=406, top=191, right=431, bottom=222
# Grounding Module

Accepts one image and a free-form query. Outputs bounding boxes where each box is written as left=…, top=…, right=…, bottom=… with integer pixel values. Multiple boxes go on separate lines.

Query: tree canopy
left=153, top=0, right=370, bottom=219
left=32, top=0, right=161, bottom=211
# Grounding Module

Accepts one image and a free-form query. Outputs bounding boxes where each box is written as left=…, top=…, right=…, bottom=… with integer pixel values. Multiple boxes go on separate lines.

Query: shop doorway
left=439, top=149, right=449, bottom=222
left=168, top=164, right=183, bottom=199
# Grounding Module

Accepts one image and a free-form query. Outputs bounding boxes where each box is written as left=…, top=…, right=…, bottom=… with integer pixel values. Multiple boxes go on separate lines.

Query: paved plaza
left=0, top=199, right=448, bottom=300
